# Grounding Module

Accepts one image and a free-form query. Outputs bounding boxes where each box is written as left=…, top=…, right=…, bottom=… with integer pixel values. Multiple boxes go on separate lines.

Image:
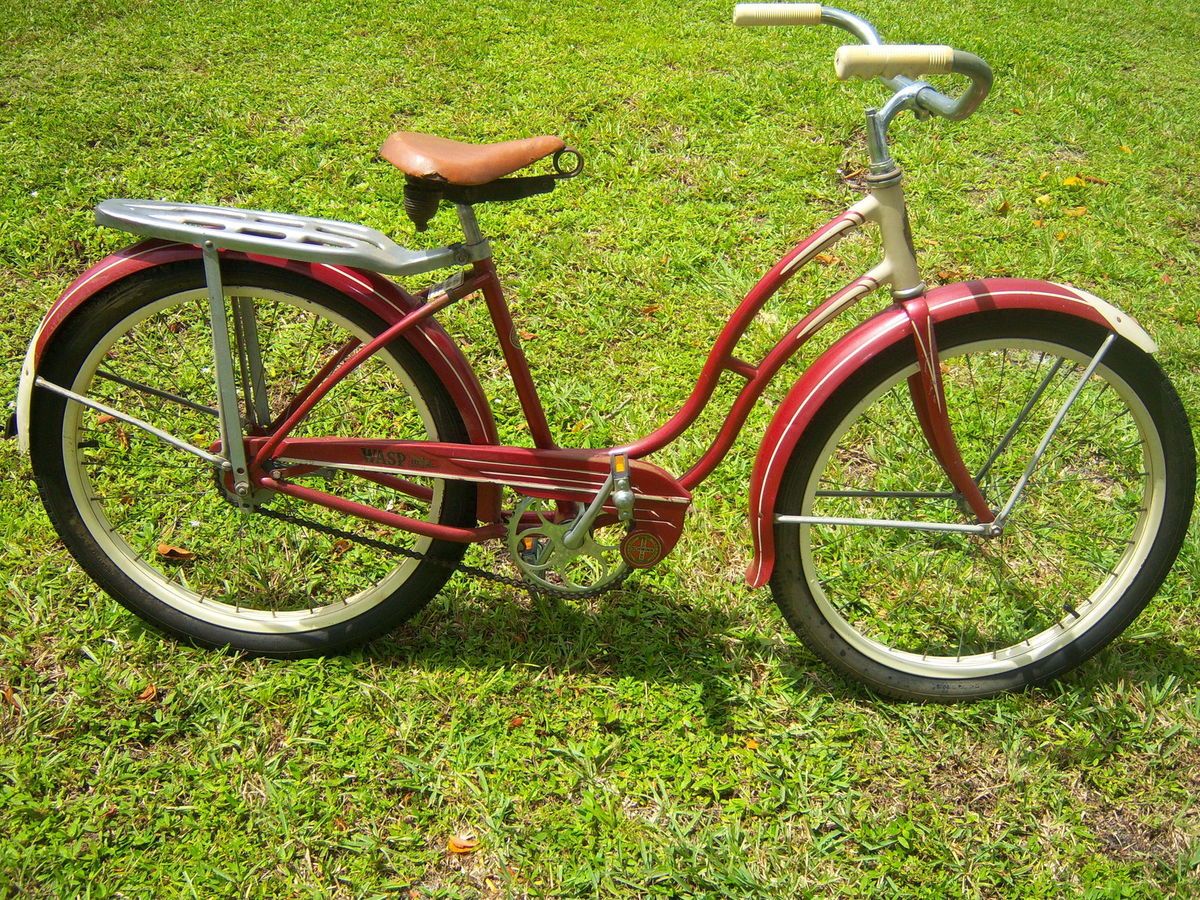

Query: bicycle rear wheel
left=771, top=310, right=1194, bottom=700
left=30, top=260, right=476, bottom=656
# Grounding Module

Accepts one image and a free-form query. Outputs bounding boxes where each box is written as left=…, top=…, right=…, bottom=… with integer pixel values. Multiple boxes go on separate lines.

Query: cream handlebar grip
left=732, top=3, right=823, bottom=26
left=834, top=44, right=956, bottom=81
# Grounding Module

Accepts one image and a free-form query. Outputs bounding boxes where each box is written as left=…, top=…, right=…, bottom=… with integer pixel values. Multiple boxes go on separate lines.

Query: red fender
left=19, top=239, right=502, bottom=519
left=744, top=278, right=1156, bottom=588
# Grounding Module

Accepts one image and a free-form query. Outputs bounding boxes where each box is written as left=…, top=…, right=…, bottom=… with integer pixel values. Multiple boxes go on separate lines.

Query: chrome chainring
left=506, top=496, right=630, bottom=596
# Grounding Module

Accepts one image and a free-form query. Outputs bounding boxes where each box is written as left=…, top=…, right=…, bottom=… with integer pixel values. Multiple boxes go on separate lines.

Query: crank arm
left=560, top=473, right=613, bottom=549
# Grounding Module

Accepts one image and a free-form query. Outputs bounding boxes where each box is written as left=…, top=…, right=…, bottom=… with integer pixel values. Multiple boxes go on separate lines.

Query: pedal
left=518, top=535, right=550, bottom=565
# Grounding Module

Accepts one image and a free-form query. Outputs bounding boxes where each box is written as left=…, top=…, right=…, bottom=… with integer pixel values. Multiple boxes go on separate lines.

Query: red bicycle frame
left=23, top=184, right=1144, bottom=585
left=235, top=187, right=991, bottom=565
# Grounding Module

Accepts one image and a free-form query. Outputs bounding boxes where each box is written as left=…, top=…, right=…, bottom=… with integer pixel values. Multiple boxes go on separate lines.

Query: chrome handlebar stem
left=814, top=6, right=994, bottom=170
left=865, top=83, right=930, bottom=174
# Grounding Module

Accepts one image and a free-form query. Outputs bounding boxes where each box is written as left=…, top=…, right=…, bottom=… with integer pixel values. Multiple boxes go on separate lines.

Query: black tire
left=30, top=260, right=476, bottom=656
left=771, top=310, right=1194, bottom=700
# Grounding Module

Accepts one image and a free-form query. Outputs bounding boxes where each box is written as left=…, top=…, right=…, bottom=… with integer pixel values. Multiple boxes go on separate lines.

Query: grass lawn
left=2, top=0, right=1198, bottom=895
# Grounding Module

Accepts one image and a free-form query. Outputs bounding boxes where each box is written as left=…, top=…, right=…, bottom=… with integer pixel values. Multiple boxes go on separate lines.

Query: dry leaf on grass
left=448, top=834, right=478, bottom=854
left=136, top=684, right=158, bottom=702
left=156, top=543, right=195, bottom=561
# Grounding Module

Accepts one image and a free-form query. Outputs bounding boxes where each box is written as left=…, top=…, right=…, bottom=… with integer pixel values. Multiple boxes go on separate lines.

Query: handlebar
left=732, top=2, right=823, bottom=25
left=733, top=3, right=993, bottom=123
left=834, top=44, right=954, bottom=80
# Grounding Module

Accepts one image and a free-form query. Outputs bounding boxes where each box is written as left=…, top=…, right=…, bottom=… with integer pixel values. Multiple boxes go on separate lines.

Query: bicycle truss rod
left=772, top=514, right=990, bottom=534
left=35, top=376, right=228, bottom=468
left=995, top=333, right=1117, bottom=525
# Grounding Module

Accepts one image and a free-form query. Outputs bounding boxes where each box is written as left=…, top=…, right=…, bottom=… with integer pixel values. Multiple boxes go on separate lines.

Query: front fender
left=16, top=239, right=501, bottom=516
left=744, top=278, right=1155, bottom=588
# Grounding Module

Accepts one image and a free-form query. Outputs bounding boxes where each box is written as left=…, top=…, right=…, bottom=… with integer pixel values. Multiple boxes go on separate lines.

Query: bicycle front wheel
left=30, top=260, right=476, bottom=656
left=771, top=310, right=1194, bottom=700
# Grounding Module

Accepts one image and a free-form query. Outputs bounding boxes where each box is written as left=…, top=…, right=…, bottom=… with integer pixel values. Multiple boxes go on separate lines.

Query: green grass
left=2, top=0, right=1199, bottom=895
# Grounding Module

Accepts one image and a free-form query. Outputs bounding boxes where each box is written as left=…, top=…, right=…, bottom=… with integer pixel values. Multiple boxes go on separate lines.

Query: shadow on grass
left=358, top=582, right=1200, bottom=725
left=361, top=583, right=1200, bottom=720
left=1066, top=636, right=1200, bottom=694
left=110, top=573, right=1198, bottom=730
left=362, top=582, right=868, bottom=729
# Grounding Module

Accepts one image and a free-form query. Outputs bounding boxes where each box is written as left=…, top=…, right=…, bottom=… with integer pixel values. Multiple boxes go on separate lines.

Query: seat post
left=456, top=204, right=485, bottom=246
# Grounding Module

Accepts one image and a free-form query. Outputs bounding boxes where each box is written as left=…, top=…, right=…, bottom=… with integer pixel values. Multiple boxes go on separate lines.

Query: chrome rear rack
left=95, top=199, right=488, bottom=276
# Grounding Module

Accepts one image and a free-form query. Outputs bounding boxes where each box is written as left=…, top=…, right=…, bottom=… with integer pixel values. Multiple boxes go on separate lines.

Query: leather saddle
left=379, top=131, right=580, bottom=231
left=381, top=131, right=564, bottom=185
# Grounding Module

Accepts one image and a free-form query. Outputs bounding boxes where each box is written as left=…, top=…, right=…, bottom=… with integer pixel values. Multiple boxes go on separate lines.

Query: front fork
left=899, top=295, right=1117, bottom=534
left=900, top=294, right=997, bottom=527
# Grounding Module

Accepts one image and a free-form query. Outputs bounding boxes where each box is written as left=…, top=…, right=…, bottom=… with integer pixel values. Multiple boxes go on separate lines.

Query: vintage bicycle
left=15, top=5, right=1194, bottom=699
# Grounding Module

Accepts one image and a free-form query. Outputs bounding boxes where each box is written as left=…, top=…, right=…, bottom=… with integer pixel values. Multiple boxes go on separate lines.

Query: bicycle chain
left=255, top=505, right=630, bottom=599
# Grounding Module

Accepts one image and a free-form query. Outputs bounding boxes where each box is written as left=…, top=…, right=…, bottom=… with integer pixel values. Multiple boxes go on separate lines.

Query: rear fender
left=745, top=278, right=1155, bottom=588
left=16, top=239, right=502, bottom=519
